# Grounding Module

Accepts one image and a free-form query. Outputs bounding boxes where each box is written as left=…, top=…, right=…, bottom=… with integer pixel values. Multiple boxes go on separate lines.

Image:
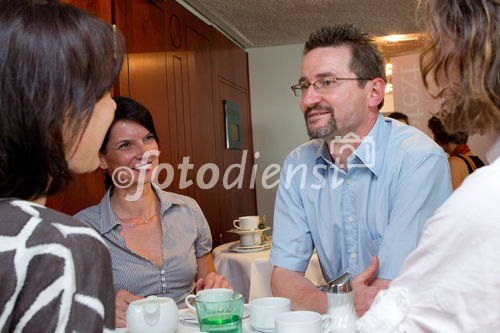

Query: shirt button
left=161, top=277, right=166, bottom=282
left=162, top=283, right=166, bottom=288
left=346, top=178, right=352, bottom=185
left=348, top=216, right=354, bottom=223
left=351, top=253, right=357, bottom=259
left=161, top=270, right=165, bottom=274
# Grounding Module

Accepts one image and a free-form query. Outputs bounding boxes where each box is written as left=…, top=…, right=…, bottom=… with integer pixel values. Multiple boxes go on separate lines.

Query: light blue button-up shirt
left=270, top=114, right=452, bottom=281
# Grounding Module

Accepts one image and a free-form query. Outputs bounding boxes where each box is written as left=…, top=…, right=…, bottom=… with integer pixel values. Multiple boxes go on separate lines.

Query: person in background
left=428, top=116, right=485, bottom=190
left=356, top=0, right=500, bottom=331
left=75, top=96, right=231, bottom=328
left=0, top=1, right=124, bottom=331
left=269, top=24, right=452, bottom=316
left=387, top=111, right=409, bottom=125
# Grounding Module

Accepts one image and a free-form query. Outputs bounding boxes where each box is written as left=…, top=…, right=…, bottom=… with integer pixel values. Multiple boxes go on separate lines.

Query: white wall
left=248, top=44, right=306, bottom=227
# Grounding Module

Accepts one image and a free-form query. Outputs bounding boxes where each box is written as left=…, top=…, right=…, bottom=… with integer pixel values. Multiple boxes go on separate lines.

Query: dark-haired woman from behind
left=0, top=1, right=124, bottom=332
left=75, top=96, right=231, bottom=328
left=428, top=116, right=485, bottom=190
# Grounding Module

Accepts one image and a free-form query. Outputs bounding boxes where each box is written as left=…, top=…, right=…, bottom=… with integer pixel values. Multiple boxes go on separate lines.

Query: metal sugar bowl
left=326, top=272, right=358, bottom=333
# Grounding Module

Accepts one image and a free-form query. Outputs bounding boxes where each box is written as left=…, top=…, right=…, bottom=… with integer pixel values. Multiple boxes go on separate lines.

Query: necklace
left=115, top=200, right=159, bottom=228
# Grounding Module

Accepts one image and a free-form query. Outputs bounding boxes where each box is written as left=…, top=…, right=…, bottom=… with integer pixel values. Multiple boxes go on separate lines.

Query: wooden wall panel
left=215, top=79, right=257, bottom=242
left=114, top=0, right=172, bottom=183
left=163, top=0, right=194, bottom=198
left=62, top=0, right=111, bottom=22
left=210, top=28, right=250, bottom=90
left=184, top=26, right=222, bottom=245
left=210, top=28, right=257, bottom=243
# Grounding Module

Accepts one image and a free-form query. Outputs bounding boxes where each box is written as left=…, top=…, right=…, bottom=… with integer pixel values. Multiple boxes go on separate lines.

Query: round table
left=213, top=241, right=326, bottom=302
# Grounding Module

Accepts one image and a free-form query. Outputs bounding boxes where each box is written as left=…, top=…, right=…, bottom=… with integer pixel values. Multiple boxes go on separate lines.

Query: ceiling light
left=386, top=63, right=393, bottom=76
left=385, top=34, right=418, bottom=42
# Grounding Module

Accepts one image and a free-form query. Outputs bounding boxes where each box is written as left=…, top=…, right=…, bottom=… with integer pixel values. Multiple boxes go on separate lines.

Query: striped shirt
left=74, top=184, right=212, bottom=304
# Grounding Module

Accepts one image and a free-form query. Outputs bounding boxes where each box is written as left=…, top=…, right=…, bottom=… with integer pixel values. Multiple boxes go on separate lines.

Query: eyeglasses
left=290, top=76, right=370, bottom=97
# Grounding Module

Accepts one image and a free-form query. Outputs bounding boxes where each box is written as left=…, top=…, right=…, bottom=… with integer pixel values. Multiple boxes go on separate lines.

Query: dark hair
left=304, top=24, right=387, bottom=109
left=388, top=112, right=409, bottom=125
left=428, top=116, right=469, bottom=145
left=101, top=97, right=159, bottom=189
left=419, top=0, right=500, bottom=134
left=0, top=0, right=124, bottom=200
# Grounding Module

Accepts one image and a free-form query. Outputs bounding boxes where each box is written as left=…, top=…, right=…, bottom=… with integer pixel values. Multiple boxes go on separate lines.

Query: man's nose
left=301, top=85, right=321, bottom=109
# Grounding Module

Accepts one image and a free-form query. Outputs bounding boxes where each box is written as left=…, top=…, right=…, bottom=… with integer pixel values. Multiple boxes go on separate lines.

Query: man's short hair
left=304, top=24, right=387, bottom=109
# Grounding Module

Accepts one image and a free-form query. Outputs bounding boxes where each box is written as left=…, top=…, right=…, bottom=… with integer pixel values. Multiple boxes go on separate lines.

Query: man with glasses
left=269, top=24, right=452, bottom=316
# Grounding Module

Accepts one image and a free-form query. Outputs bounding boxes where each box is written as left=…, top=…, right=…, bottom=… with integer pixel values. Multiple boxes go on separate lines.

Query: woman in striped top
left=75, top=97, right=231, bottom=328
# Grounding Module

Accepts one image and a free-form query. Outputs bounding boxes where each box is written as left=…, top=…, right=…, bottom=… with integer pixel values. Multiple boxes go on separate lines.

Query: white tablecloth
left=117, top=307, right=258, bottom=332
left=213, top=241, right=326, bottom=302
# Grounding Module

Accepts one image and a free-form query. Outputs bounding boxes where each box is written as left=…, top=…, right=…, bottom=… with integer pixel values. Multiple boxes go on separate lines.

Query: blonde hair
left=419, top=0, right=500, bottom=134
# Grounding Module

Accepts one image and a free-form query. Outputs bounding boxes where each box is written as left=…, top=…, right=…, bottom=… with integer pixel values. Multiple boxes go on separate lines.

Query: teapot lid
left=328, top=272, right=352, bottom=293
left=131, top=295, right=174, bottom=306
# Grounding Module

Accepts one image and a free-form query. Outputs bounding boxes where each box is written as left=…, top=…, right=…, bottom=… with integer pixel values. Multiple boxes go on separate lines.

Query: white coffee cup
left=184, top=288, right=233, bottom=310
left=275, top=311, right=330, bottom=333
left=233, top=216, right=259, bottom=230
left=250, top=297, right=291, bottom=332
left=240, top=232, right=262, bottom=246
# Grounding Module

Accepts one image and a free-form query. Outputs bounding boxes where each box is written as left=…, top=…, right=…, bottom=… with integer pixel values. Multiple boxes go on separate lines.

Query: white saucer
left=229, top=241, right=271, bottom=253
left=228, top=226, right=271, bottom=235
left=179, top=304, right=250, bottom=324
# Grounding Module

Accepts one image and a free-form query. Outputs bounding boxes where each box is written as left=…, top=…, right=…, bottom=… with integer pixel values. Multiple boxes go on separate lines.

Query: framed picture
left=224, top=100, right=242, bottom=149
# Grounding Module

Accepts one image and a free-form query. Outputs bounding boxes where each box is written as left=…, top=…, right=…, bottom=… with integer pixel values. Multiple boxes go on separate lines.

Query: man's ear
left=98, top=154, right=108, bottom=170
left=367, top=78, right=386, bottom=109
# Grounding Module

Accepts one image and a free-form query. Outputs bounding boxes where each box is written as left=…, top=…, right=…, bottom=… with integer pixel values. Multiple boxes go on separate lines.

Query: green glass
left=195, top=291, right=244, bottom=333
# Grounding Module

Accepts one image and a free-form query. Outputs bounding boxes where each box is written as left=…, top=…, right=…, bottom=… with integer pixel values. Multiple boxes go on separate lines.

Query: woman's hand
left=115, top=289, right=143, bottom=328
left=195, top=271, right=232, bottom=291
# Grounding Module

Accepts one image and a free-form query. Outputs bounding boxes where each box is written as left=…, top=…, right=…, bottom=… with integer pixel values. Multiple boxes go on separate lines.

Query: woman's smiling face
left=99, top=119, right=159, bottom=187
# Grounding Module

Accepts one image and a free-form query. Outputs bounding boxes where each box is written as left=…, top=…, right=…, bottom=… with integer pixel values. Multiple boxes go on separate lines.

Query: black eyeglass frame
left=290, top=76, right=371, bottom=97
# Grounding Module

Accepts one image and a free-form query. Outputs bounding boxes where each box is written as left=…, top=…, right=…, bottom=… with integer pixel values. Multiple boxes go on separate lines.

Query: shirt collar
left=315, top=113, right=387, bottom=176
left=96, top=183, right=183, bottom=234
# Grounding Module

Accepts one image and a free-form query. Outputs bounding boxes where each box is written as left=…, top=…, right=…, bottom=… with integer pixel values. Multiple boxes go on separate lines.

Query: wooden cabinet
left=50, top=0, right=257, bottom=247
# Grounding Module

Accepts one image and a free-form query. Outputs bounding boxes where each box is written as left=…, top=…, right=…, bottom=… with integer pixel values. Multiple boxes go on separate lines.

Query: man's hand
left=195, top=271, right=232, bottom=292
left=115, top=289, right=142, bottom=328
left=352, top=256, right=390, bottom=317
left=271, top=266, right=327, bottom=313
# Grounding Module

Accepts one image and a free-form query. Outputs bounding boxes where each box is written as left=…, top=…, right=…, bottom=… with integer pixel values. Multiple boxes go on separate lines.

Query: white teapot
left=126, top=295, right=178, bottom=333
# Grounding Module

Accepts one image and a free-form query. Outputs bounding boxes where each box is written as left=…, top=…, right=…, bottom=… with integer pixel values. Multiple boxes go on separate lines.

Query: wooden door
left=210, top=28, right=257, bottom=242
left=114, top=0, right=171, bottom=170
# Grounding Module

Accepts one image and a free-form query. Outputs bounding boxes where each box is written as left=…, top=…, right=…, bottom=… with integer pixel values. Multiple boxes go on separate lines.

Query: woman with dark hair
left=428, top=116, right=485, bottom=190
left=75, top=96, right=231, bottom=328
left=387, top=112, right=409, bottom=125
left=0, top=0, right=124, bottom=331
left=356, top=0, right=500, bottom=331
